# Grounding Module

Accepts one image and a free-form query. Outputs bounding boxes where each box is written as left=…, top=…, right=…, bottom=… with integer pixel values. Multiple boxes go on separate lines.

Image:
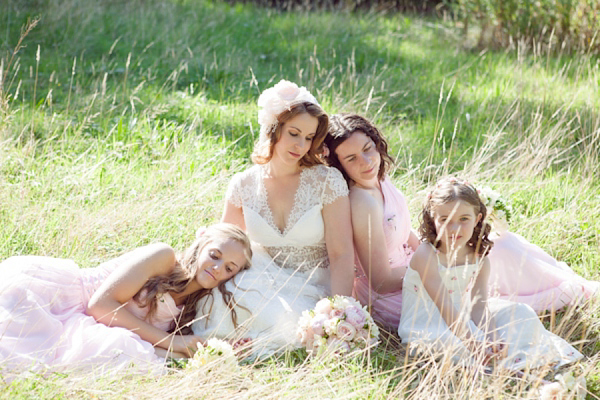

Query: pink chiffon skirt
left=0, top=256, right=166, bottom=380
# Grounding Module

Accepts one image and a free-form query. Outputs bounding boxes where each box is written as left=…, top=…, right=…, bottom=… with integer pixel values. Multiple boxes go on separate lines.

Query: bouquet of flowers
left=477, top=186, right=513, bottom=233
left=297, top=295, right=379, bottom=355
left=187, top=338, right=238, bottom=372
left=539, top=371, right=587, bottom=400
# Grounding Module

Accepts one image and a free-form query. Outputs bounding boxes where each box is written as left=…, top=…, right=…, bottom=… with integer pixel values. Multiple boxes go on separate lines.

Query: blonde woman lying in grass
left=0, top=223, right=251, bottom=379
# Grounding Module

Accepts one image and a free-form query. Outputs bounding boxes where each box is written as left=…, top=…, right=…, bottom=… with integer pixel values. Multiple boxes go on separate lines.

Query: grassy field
left=1, top=0, right=599, bottom=398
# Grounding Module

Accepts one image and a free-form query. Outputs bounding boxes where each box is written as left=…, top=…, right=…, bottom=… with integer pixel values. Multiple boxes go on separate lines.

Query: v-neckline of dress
left=259, top=165, right=307, bottom=237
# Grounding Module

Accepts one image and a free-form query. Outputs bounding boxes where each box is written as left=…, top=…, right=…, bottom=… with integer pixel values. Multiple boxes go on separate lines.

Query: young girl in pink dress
left=0, top=223, right=251, bottom=379
left=398, top=178, right=582, bottom=371
left=324, top=113, right=598, bottom=330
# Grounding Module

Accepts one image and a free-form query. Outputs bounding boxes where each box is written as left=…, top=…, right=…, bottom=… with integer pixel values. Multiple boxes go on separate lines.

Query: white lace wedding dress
left=192, top=164, right=349, bottom=356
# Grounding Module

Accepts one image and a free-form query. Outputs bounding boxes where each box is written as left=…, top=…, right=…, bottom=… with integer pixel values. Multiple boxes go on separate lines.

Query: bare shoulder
left=348, top=187, right=382, bottom=223
left=410, top=242, right=439, bottom=274
left=144, top=242, right=176, bottom=259
left=120, top=242, right=178, bottom=276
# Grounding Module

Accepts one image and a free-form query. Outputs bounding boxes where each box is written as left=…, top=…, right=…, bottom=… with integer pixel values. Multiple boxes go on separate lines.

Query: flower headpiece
left=257, top=80, right=320, bottom=144
left=476, top=186, right=513, bottom=232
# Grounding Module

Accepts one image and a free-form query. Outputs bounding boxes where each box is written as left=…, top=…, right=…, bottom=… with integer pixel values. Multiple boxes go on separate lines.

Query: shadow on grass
left=2, top=0, right=598, bottom=168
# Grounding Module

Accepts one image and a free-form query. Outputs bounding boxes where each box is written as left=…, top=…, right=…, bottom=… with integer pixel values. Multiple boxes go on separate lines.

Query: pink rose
left=345, top=305, right=360, bottom=315
left=336, top=321, right=357, bottom=341
left=274, top=80, right=301, bottom=101
left=310, top=314, right=328, bottom=336
left=345, top=308, right=366, bottom=328
left=299, top=327, right=314, bottom=346
left=330, top=308, right=344, bottom=319
left=315, top=298, right=333, bottom=315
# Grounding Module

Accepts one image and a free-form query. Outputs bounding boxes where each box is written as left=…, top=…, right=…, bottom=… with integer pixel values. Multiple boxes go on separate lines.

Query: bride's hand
left=230, top=337, right=252, bottom=358
left=170, top=334, right=204, bottom=357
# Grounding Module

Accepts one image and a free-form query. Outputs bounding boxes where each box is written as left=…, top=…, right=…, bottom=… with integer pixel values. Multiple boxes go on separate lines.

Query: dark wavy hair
left=252, top=102, right=329, bottom=168
left=133, top=223, right=252, bottom=335
left=419, top=178, right=493, bottom=257
left=324, top=113, right=394, bottom=184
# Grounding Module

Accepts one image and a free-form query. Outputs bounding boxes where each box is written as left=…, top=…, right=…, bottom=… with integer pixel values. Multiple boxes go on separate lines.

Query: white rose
left=495, top=209, right=506, bottom=221
left=332, top=295, right=351, bottom=311
left=539, top=382, right=564, bottom=400
left=315, top=298, right=333, bottom=315
left=323, top=318, right=339, bottom=335
left=557, top=372, right=576, bottom=391
left=574, top=376, right=587, bottom=400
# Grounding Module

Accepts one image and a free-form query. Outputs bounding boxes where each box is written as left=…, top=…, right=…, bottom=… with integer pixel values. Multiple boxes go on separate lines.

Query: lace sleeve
left=322, top=167, right=349, bottom=205
left=225, top=172, right=243, bottom=208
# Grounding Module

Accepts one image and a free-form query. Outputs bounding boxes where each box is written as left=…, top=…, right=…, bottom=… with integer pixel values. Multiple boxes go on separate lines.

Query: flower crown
left=477, top=186, right=513, bottom=231
left=257, top=80, right=320, bottom=143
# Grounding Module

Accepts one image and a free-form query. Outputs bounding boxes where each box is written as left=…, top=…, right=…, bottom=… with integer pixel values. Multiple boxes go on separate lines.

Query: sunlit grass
left=1, top=0, right=599, bottom=397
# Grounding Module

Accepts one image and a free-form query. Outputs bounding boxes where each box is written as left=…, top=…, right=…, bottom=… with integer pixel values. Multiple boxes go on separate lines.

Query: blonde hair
left=252, top=102, right=329, bottom=167
left=133, top=223, right=252, bottom=335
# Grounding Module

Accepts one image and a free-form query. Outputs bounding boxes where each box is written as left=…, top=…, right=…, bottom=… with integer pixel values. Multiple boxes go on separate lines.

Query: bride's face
left=272, top=113, right=319, bottom=167
left=334, top=131, right=381, bottom=186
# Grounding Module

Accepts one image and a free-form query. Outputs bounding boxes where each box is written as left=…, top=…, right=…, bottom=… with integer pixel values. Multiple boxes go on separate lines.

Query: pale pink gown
left=353, top=177, right=599, bottom=330
left=488, top=232, right=600, bottom=311
left=353, top=177, right=414, bottom=329
left=0, top=255, right=181, bottom=379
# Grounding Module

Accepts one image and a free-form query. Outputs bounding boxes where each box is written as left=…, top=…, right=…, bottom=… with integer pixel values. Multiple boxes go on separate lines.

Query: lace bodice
left=226, top=164, right=348, bottom=272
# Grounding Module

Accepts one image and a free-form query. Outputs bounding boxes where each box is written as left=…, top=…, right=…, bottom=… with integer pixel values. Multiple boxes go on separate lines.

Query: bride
left=192, top=81, right=354, bottom=356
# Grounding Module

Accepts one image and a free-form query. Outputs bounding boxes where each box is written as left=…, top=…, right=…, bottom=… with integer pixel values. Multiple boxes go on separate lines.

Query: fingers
left=232, top=338, right=253, bottom=358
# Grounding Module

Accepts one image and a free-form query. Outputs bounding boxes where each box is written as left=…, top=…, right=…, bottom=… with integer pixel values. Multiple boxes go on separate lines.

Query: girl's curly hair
left=419, top=178, right=493, bottom=257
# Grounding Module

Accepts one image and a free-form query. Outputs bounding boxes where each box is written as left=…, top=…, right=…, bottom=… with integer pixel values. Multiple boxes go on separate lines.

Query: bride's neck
left=264, top=159, right=301, bottom=178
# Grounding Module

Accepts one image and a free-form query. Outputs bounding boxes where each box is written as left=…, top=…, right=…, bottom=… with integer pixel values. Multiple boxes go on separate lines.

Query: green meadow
left=1, top=0, right=599, bottom=397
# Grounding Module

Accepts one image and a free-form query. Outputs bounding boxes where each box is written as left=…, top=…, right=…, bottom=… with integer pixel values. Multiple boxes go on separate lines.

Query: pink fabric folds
left=0, top=256, right=180, bottom=380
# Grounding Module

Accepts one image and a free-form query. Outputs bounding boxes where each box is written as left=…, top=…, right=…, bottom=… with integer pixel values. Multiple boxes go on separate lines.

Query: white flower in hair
left=476, top=185, right=513, bottom=233
left=257, top=80, right=320, bottom=143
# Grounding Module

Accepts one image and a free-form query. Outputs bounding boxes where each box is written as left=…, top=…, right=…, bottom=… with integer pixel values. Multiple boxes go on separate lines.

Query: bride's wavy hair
left=419, top=178, right=493, bottom=257
left=133, top=223, right=252, bottom=335
left=252, top=102, right=329, bottom=167
left=324, top=113, right=394, bottom=184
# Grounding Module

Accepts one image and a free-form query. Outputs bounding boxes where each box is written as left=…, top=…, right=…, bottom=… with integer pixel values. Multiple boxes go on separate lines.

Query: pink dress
left=488, top=232, right=600, bottom=311
left=353, top=177, right=414, bottom=329
left=354, top=177, right=599, bottom=330
left=0, top=255, right=181, bottom=380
